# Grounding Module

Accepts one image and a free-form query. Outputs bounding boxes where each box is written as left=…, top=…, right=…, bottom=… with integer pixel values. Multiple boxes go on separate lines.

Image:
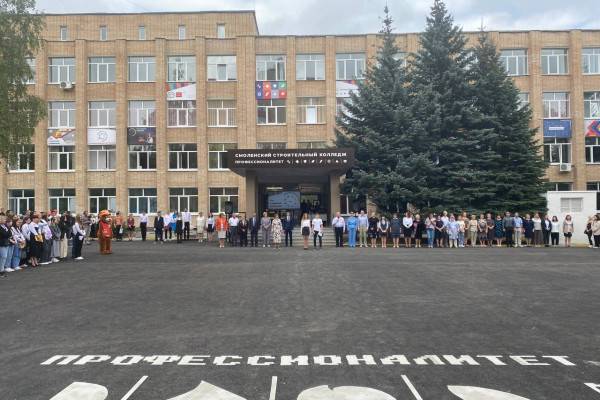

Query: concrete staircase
left=257, top=227, right=339, bottom=247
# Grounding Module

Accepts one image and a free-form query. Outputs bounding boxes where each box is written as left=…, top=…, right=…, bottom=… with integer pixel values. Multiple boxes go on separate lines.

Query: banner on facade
left=268, top=191, right=301, bottom=210
left=585, top=119, right=600, bottom=137
left=336, top=80, right=359, bottom=98
left=87, top=128, right=116, bottom=145
left=47, top=129, right=75, bottom=146
left=228, top=148, right=354, bottom=170
left=127, top=127, right=156, bottom=145
left=166, top=82, right=196, bottom=101
left=543, top=119, right=572, bottom=138
left=255, top=81, right=287, bottom=99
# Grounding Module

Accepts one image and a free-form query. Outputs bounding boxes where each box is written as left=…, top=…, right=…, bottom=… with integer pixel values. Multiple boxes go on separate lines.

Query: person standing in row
left=413, top=214, right=424, bottom=248
left=513, top=212, right=523, bottom=248
left=126, top=214, right=135, bottom=241
left=542, top=215, right=552, bottom=247
left=441, top=211, right=450, bottom=247
left=550, top=216, right=560, bottom=247
left=347, top=212, right=358, bottom=248
left=585, top=216, right=594, bottom=248
left=494, top=215, right=504, bottom=247
left=0, top=216, right=12, bottom=277
left=50, top=217, right=61, bottom=262
left=425, top=214, right=435, bottom=248
left=332, top=212, right=345, bottom=248
left=175, top=213, right=183, bottom=244
left=238, top=215, right=248, bottom=247
left=503, top=211, right=515, bottom=248
left=182, top=208, right=191, bottom=241
left=563, top=215, right=574, bottom=248
left=154, top=212, right=164, bottom=243
left=206, top=213, right=215, bottom=243
left=532, top=213, right=543, bottom=247
left=11, top=219, right=26, bottom=269
left=114, top=211, right=124, bottom=242
left=476, top=214, right=487, bottom=247
left=260, top=212, right=271, bottom=248
left=163, top=211, right=172, bottom=242
left=196, top=212, right=206, bottom=243
left=456, top=215, right=465, bottom=248
left=448, top=215, right=459, bottom=248
left=28, top=214, right=43, bottom=267
left=139, top=212, right=148, bottom=241
left=378, top=216, right=389, bottom=248
left=402, top=212, right=413, bottom=248
left=271, top=213, right=283, bottom=250
left=39, top=216, right=52, bottom=265
left=358, top=210, right=368, bottom=248
left=368, top=212, right=379, bottom=248
left=311, top=213, right=323, bottom=249
left=249, top=213, right=259, bottom=247
left=390, top=213, right=402, bottom=248
left=215, top=213, right=228, bottom=249
left=301, top=213, right=311, bottom=250
left=434, top=215, right=445, bottom=248
left=523, top=214, right=534, bottom=247
left=228, top=213, right=239, bottom=247
left=592, top=215, right=600, bottom=248
left=71, top=215, right=85, bottom=260
left=282, top=212, right=294, bottom=247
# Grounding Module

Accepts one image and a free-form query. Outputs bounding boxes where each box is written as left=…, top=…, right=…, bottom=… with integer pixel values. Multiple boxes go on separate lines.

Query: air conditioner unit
left=59, top=81, right=74, bottom=90
left=559, top=163, right=572, bottom=172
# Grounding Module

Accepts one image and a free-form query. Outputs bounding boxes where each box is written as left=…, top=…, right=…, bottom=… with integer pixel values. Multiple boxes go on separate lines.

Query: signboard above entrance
left=228, top=148, right=355, bottom=171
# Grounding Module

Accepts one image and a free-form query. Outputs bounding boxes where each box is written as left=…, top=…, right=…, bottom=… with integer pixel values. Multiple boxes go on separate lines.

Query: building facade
left=3, top=10, right=600, bottom=218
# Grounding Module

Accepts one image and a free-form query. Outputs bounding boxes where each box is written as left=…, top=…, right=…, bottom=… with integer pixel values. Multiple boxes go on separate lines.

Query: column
left=195, top=36, right=208, bottom=213
left=115, top=39, right=128, bottom=213
left=34, top=43, right=49, bottom=212
left=325, top=36, right=336, bottom=144
left=286, top=36, right=297, bottom=148
left=75, top=39, right=88, bottom=213
left=155, top=39, right=167, bottom=212
left=570, top=30, right=586, bottom=190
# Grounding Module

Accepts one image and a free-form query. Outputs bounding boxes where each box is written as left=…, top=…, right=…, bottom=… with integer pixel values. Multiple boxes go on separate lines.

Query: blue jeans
left=458, top=232, right=465, bottom=247
left=0, top=246, right=9, bottom=272
left=348, top=227, right=357, bottom=247
left=427, top=229, right=435, bottom=247
left=11, top=245, right=21, bottom=268
left=5, top=245, right=13, bottom=268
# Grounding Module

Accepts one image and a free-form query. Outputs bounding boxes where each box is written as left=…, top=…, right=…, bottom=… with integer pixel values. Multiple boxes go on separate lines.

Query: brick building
left=3, top=10, right=600, bottom=219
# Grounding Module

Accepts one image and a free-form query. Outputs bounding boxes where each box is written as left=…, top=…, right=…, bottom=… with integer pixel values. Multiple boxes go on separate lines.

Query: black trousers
left=140, top=222, right=147, bottom=241
left=587, top=233, right=593, bottom=246
left=594, top=235, right=600, bottom=248
left=551, top=232, right=559, bottom=246
left=229, top=226, right=238, bottom=246
left=239, top=232, right=248, bottom=247
left=285, top=230, right=293, bottom=246
left=184, top=222, right=190, bottom=240
left=334, top=227, right=344, bottom=247
left=72, top=236, right=83, bottom=258
left=250, top=230, right=258, bottom=247
left=155, top=228, right=163, bottom=242
left=504, top=228, right=514, bottom=247
left=543, top=230, right=550, bottom=246
left=313, top=231, right=322, bottom=247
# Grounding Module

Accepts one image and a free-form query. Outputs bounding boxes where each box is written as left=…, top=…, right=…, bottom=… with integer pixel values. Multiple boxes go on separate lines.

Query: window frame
left=169, top=187, right=199, bottom=213
left=88, top=101, right=116, bottom=128
left=217, top=23, right=226, bottom=39
left=128, top=188, right=157, bottom=215
left=8, top=189, right=35, bottom=215
left=128, top=145, right=156, bottom=170
left=88, top=56, right=116, bottom=83
left=543, top=92, right=570, bottom=119
left=582, top=48, right=600, bottom=75
left=167, top=56, right=196, bottom=83
left=207, top=99, right=236, bottom=127
left=178, top=25, right=186, bottom=40
left=499, top=49, right=529, bottom=76
left=138, top=25, right=146, bottom=41
left=99, top=25, right=108, bottom=41
left=207, top=55, right=237, bottom=81
left=59, top=26, right=68, bottom=41
left=585, top=137, right=600, bottom=164
left=543, top=137, right=571, bottom=165
left=48, top=57, right=75, bottom=84
left=88, top=145, right=116, bottom=171
left=256, top=55, right=286, bottom=81
left=48, top=188, right=76, bottom=213
left=297, top=97, right=326, bottom=124
left=48, top=101, right=76, bottom=129
left=128, top=100, right=156, bottom=127
left=167, top=100, right=197, bottom=127
left=128, top=56, right=156, bottom=82
left=9, top=144, right=35, bottom=172
left=541, top=48, right=569, bottom=75
left=257, top=99, right=286, bottom=125
left=296, top=54, right=325, bottom=81
left=89, top=188, right=116, bottom=214
left=584, top=91, right=600, bottom=119
left=209, top=187, right=238, bottom=214
left=336, top=53, right=366, bottom=80
left=48, top=145, right=75, bottom=172
left=168, top=143, right=198, bottom=170
left=208, top=143, right=237, bottom=170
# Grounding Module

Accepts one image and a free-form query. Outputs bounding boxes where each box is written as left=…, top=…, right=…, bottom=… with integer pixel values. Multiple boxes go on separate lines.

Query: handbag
left=34, top=234, right=44, bottom=243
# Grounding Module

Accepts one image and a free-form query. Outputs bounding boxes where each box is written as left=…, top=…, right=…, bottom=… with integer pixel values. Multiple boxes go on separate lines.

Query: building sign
left=228, top=148, right=354, bottom=169
left=47, top=129, right=75, bottom=146
left=127, top=127, right=156, bottom=145
left=268, top=191, right=301, bottom=210
left=336, top=80, right=359, bottom=98
left=166, top=82, right=196, bottom=101
left=585, top=119, right=600, bottom=137
left=255, top=81, right=287, bottom=99
left=87, top=128, right=116, bottom=145
left=543, top=119, right=572, bottom=138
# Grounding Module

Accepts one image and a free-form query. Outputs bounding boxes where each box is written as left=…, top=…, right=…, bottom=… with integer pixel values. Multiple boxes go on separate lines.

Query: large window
left=543, top=92, right=570, bottom=119
left=517, top=93, right=530, bottom=109
left=256, top=55, right=286, bottom=81
left=169, top=188, right=198, bottom=212
left=257, top=99, right=286, bottom=125
left=207, top=56, right=237, bottom=81
left=89, top=188, right=116, bottom=214
left=544, top=137, right=571, bottom=164
left=88, top=57, right=115, bottom=83
left=583, top=48, right=600, bottom=75
left=500, top=49, right=528, bottom=76
left=208, top=143, right=236, bottom=170
left=586, top=137, right=600, bottom=164
left=209, top=187, right=238, bottom=214
left=297, top=141, right=327, bottom=149
left=541, top=49, right=568, bottom=75
left=588, top=182, right=600, bottom=191
left=207, top=100, right=236, bottom=127
left=256, top=142, right=286, bottom=150
left=8, top=189, right=34, bottom=215
left=128, top=56, right=156, bottom=82
left=549, top=182, right=573, bottom=192
left=88, top=145, right=116, bottom=170
left=25, top=58, right=35, bottom=84
left=49, top=58, right=75, bottom=83
left=128, top=101, right=156, bottom=126
left=584, top=92, right=600, bottom=119
left=168, top=143, right=197, bottom=170
left=560, top=197, right=583, bottom=213
left=167, top=100, right=196, bottom=127
left=49, top=101, right=75, bottom=128
left=296, top=54, right=325, bottom=80
left=48, top=146, right=75, bottom=171
left=49, top=189, right=76, bottom=213
left=336, top=53, right=366, bottom=80
left=129, top=188, right=157, bottom=214
left=168, top=56, right=196, bottom=82
left=297, top=97, right=325, bottom=124
left=88, top=101, right=116, bottom=127
left=128, top=145, right=156, bottom=170
left=9, top=144, right=34, bottom=171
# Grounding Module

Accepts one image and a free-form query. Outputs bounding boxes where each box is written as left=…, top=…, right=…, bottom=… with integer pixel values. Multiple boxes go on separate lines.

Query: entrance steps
left=257, top=227, right=340, bottom=247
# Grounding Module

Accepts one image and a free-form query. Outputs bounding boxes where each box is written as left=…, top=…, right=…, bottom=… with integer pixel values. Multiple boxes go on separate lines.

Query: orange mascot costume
left=98, top=210, right=113, bottom=255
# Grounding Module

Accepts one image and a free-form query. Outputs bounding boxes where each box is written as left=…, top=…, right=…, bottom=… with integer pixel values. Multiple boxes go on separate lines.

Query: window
left=541, top=49, right=568, bottom=75
left=297, top=141, right=327, bottom=149
left=178, top=25, right=186, bottom=40
left=99, top=25, right=108, bottom=41
left=9, top=144, right=34, bottom=171
left=60, top=26, right=68, bottom=41
left=8, top=189, right=35, bottom=215
left=48, top=146, right=75, bottom=171
left=128, top=101, right=156, bottom=126
left=393, top=52, right=408, bottom=68
left=138, top=25, right=146, bottom=40
left=207, top=100, right=236, bottom=127
left=256, top=55, right=286, bottom=81
left=297, top=97, right=325, bottom=124
left=169, top=188, right=198, bottom=213
left=88, top=101, right=116, bottom=127
left=296, top=54, right=325, bottom=80
left=168, top=143, right=197, bottom=170
left=25, top=58, right=35, bottom=84
left=208, top=143, right=236, bottom=170
left=128, top=56, right=156, bottom=82
left=500, top=49, right=528, bottom=76
left=584, top=92, right=600, bottom=119
left=89, top=57, right=115, bottom=83
left=129, top=188, right=157, bottom=214
left=128, top=145, right=156, bottom=170
left=336, top=97, right=353, bottom=117
left=549, top=182, right=573, bottom=192
left=588, top=182, right=600, bottom=191
left=517, top=93, right=530, bottom=109
left=560, top=197, right=583, bottom=213
left=586, top=137, right=600, bottom=164
left=48, top=101, right=75, bottom=128
left=217, top=24, right=226, bottom=39
left=209, top=187, right=238, bottom=214
left=207, top=55, right=236, bottom=81
left=168, top=56, right=196, bottom=82
left=48, top=58, right=75, bottom=83
left=48, top=189, right=76, bottom=213
left=583, top=48, right=600, bottom=74
left=257, top=142, right=286, bottom=150
left=257, top=99, right=286, bottom=125
left=543, top=92, right=570, bottom=119
left=544, top=137, right=571, bottom=164
left=88, top=145, right=116, bottom=170
left=89, top=188, right=116, bottom=214
left=336, top=53, right=366, bottom=80
left=167, top=100, right=196, bottom=127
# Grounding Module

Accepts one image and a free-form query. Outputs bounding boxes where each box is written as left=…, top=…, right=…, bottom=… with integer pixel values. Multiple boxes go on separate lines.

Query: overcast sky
left=35, top=0, right=597, bottom=35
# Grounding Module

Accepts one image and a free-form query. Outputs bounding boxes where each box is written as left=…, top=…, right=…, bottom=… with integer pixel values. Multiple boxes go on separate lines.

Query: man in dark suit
left=249, top=213, right=260, bottom=247
left=282, top=211, right=295, bottom=247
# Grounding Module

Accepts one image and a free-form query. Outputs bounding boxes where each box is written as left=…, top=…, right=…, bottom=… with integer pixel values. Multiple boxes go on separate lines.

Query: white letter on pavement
left=41, top=355, right=80, bottom=365
left=346, top=355, right=377, bottom=365
left=73, top=355, right=111, bottom=365
left=510, top=356, right=550, bottom=366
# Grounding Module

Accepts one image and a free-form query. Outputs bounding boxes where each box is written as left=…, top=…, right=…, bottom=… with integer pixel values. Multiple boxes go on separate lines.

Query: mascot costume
left=98, top=210, right=113, bottom=255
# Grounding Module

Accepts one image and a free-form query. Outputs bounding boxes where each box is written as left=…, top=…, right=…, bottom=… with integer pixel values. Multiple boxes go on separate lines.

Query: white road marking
left=120, top=376, right=148, bottom=400
left=401, top=375, right=423, bottom=400
left=166, top=381, right=247, bottom=399
left=297, top=385, right=396, bottom=399
left=49, top=382, right=108, bottom=400
left=269, top=376, right=278, bottom=400
left=447, top=386, right=531, bottom=399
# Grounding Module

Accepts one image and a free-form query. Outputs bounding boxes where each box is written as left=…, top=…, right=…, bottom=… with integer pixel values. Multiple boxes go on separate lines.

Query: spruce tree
left=472, top=32, right=548, bottom=213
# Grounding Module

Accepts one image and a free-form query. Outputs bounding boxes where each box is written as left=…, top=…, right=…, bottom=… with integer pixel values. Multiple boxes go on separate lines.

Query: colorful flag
left=256, top=81, right=287, bottom=99
left=586, top=120, right=600, bottom=137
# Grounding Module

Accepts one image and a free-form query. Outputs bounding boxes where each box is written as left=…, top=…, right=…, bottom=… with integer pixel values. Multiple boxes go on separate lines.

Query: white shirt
left=332, top=216, right=345, bottom=228
left=163, top=214, right=172, bottom=226
left=301, top=219, right=311, bottom=229
left=312, top=218, right=323, bottom=232
left=182, top=211, right=191, bottom=223
left=139, top=214, right=148, bottom=224
left=229, top=217, right=239, bottom=227
left=402, top=217, right=413, bottom=229
left=196, top=216, right=206, bottom=230
left=551, top=221, right=561, bottom=233
left=72, top=222, right=85, bottom=238
left=28, top=221, right=40, bottom=238
left=21, top=223, right=30, bottom=241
